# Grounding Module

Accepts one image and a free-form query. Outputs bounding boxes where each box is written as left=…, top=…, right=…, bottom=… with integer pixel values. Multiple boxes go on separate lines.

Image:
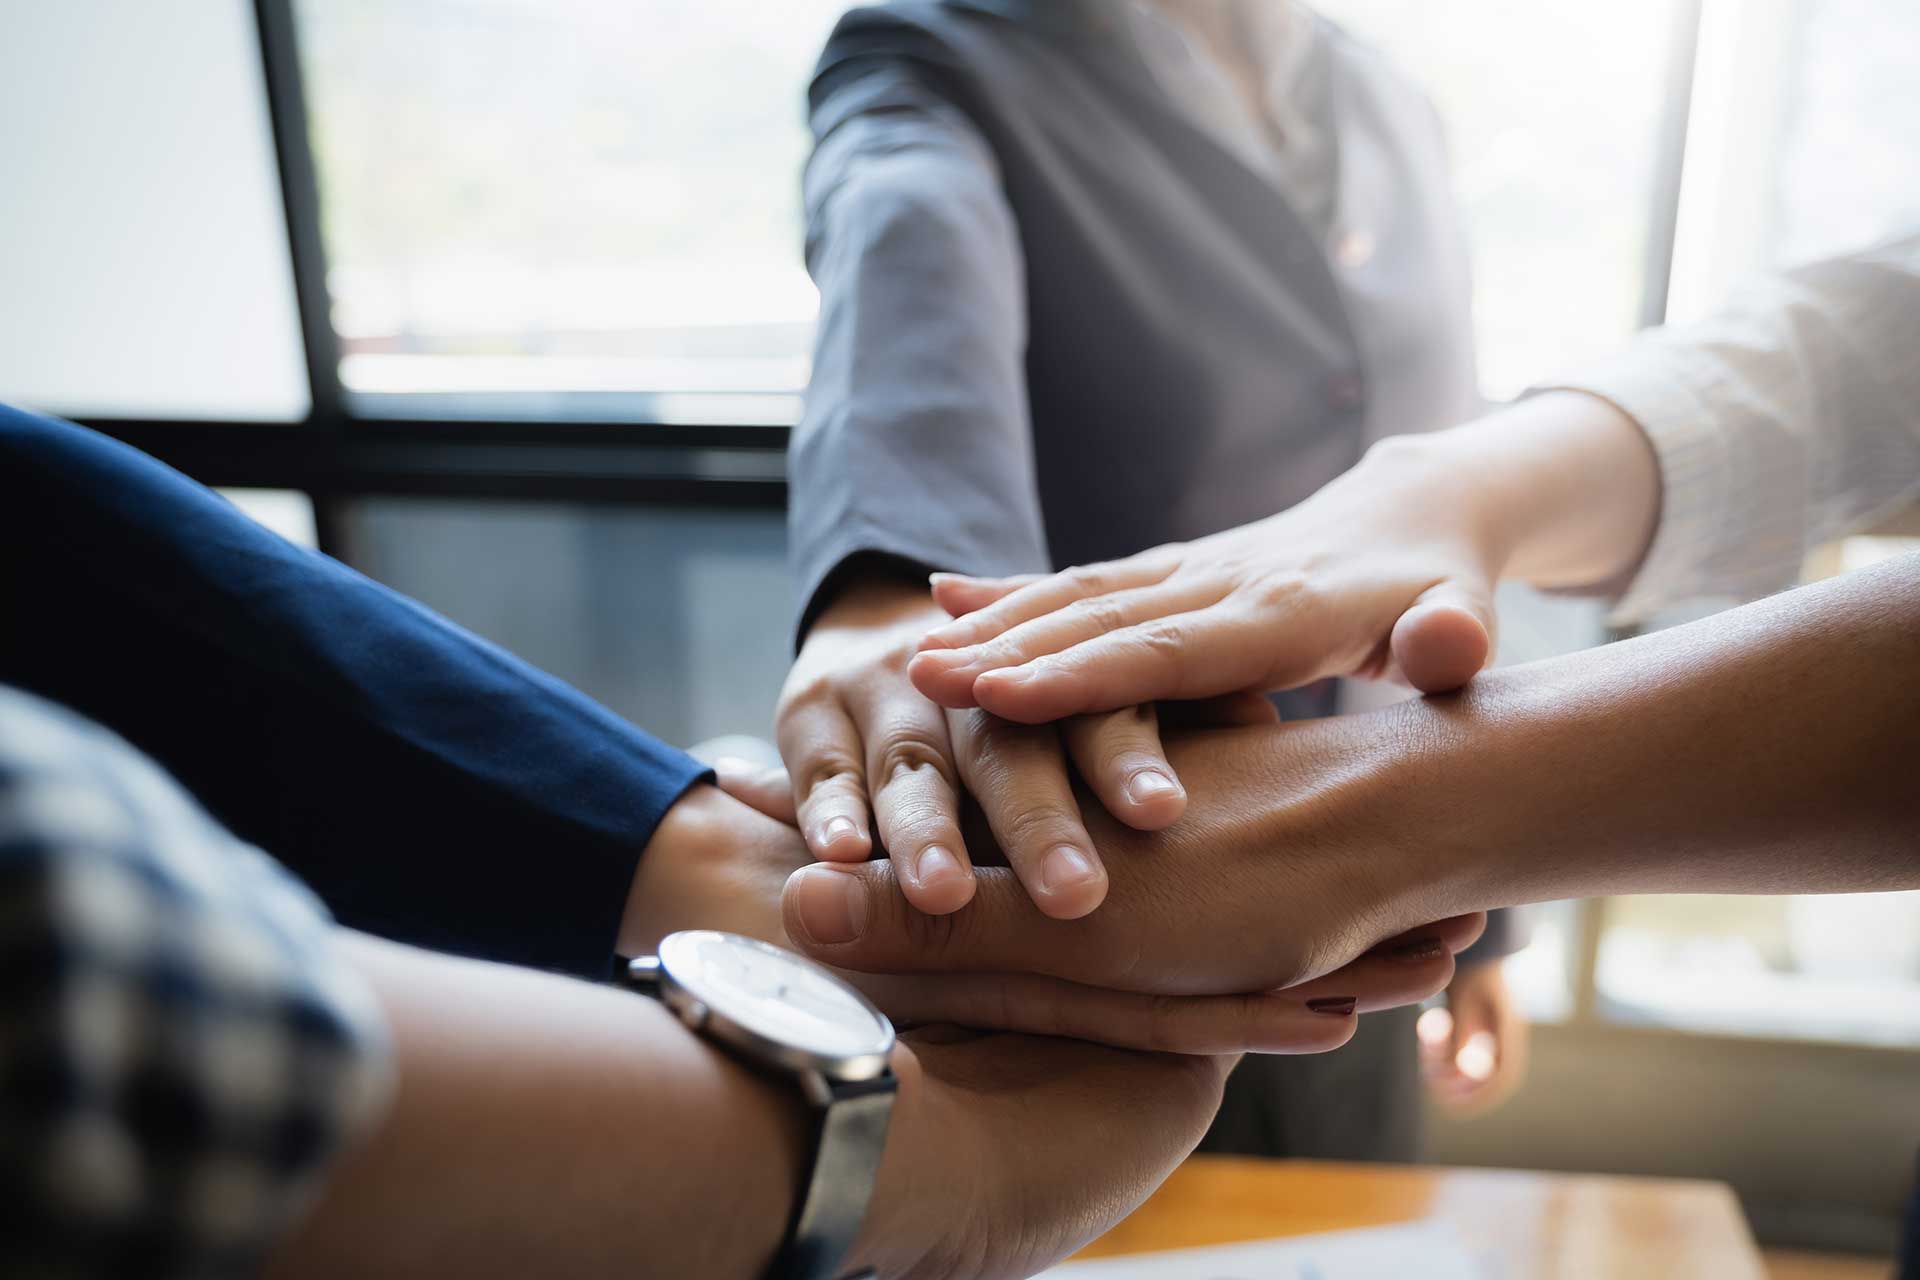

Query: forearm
left=270, top=933, right=807, bottom=1280
left=1362, top=389, right=1663, bottom=593
left=1415, top=553, right=1920, bottom=911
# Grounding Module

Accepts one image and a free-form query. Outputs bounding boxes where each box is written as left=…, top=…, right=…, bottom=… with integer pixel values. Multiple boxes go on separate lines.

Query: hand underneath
left=1419, top=960, right=1529, bottom=1113
left=908, top=434, right=1505, bottom=723
left=778, top=578, right=1195, bottom=921
left=851, top=1029, right=1233, bottom=1280
left=640, top=778, right=1464, bottom=1055
left=779, top=710, right=1490, bottom=998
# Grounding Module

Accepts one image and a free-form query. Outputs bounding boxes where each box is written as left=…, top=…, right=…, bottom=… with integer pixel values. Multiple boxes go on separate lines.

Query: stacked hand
left=906, top=433, right=1504, bottom=727
left=631, top=778, right=1478, bottom=1055
left=777, top=579, right=1204, bottom=921
left=631, top=778, right=1478, bottom=1278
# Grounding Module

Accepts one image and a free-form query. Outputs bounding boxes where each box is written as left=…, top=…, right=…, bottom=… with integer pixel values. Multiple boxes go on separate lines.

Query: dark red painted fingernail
left=1307, top=996, right=1357, bottom=1016
left=1383, top=937, right=1446, bottom=964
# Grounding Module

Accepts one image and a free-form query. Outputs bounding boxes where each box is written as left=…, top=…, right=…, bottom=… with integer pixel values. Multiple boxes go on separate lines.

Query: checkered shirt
left=0, top=685, right=392, bottom=1279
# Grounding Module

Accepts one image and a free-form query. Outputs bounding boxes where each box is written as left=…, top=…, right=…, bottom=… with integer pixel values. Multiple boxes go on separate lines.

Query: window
left=1316, top=0, right=1691, bottom=400
left=0, top=0, right=307, bottom=421
left=1583, top=0, right=1920, bottom=1049
left=292, top=0, right=848, bottom=424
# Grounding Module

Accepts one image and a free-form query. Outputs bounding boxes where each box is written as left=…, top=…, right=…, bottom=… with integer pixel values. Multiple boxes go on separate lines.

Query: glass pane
left=293, top=0, right=848, bottom=423
left=0, top=0, right=308, bottom=421
left=338, top=499, right=790, bottom=749
left=1668, top=0, right=1920, bottom=320
left=1316, top=0, right=1683, bottom=399
left=218, top=489, right=319, bottom=550
left=1597, top=893, right=1920, bottom=1048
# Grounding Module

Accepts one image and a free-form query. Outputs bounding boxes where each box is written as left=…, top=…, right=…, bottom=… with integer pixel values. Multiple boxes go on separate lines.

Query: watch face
left=659, top=931, right=895, bottom=1067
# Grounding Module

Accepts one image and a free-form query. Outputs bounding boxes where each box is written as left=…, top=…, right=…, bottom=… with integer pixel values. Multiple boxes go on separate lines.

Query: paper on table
left=1039, top=1220, right=1490, bottom=1280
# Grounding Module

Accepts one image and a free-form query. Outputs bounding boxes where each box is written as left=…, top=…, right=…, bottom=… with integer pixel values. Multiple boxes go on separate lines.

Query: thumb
left=1389, top=579, right=1496, bottom=693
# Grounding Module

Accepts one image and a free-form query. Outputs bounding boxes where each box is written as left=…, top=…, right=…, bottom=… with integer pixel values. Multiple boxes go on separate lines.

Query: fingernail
left=815, top=816, right=863, bottom=849
left=1124, top=769, right=1181, bottom=805
left=1040, top=845, right=1096, bottom=894
left=1307, top=996, right=1357, bottom=1016
left=790, top=865, right=868, bottom=945
left=1384, top=937, right=1446, bottom=964
left=916, top=845, right=963, bottom=889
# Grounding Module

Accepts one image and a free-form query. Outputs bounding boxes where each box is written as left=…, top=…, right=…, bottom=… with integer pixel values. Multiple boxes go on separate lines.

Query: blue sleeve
left=0, top=404, right=709, bottom=978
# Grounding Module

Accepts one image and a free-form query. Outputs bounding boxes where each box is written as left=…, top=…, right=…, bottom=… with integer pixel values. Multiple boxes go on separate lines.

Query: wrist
left=839, top=1043, right=927, bottom=1280
left=812, top=575, right=944, bottom=635
left=621, top=785, right=800, bottom=956
left=1333, top=431, right=1516, bottom=604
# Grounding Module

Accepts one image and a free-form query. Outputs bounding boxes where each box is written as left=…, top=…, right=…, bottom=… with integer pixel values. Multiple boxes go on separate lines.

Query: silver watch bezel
left=629, top=930, right=895, bottom=1084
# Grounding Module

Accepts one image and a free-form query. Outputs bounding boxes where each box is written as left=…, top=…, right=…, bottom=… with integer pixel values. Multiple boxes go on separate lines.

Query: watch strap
left=768, top=1072, right=894, bottom=1280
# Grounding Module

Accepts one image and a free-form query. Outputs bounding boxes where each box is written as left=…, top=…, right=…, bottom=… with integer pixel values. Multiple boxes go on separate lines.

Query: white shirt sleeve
left=1549, top=234, right=1920, bottom=624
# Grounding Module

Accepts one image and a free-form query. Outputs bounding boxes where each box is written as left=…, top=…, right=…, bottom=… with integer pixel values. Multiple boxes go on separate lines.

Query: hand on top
left=907, top=434, right=1504, bottom=723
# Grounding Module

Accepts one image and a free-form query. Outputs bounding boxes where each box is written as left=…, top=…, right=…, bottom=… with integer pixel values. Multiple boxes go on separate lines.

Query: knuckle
left=1248, top=570, right=1315, bottom=615
left=1133, top=619, right=1191, bottom=666
left=1066, top=594, right=1131, bottom=636
left=800, top=756, right=864, bottom=799
left=1065, top=562, right=1117, bottom=595
left=1000, top=801, right=1078, bottom=853
left=777, top=671, right=837, bottom=716
left=872, top=730, right=952, bottom=786
left=896, top=890, right=967, bottom=958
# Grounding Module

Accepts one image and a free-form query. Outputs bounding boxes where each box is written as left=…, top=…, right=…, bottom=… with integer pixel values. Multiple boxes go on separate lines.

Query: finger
left=949, top=710, right=1107, bottom=919
left=915, top=556, right=1178, bottom=654
left=775, top=698, right=873, bottom=862
left=927, top=572, right=1042, bottom=618
left=909, top=578, right=1226, bottom=708
left=1367, top=912, right=1488, bottom=960
left=1389, top=579, right=1496, bottom=693
left=877, top=973, right=1360, bottom=1056
left=1060, top=705, right=1186, bottom=830
left=861, top=713, right=977, bottom=916
left=711, top=757, right=797, bottom=825
left=968, top=605, right=1288, bottom=724
left=1282, top=943, right=1459, bottom=1015
left=784, top=857, right=1484, bottom=994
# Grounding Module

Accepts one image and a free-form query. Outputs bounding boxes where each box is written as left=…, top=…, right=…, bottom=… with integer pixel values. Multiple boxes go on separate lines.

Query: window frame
left=75, top=0, right=791, bottom=542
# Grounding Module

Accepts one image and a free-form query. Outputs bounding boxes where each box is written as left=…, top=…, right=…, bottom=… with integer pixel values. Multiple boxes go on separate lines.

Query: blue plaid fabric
left=0, top=685, right=391, bottom=1279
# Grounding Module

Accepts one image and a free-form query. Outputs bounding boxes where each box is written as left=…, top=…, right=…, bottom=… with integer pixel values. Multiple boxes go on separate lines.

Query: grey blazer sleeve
left=789, top=59, right=1051, bottom=636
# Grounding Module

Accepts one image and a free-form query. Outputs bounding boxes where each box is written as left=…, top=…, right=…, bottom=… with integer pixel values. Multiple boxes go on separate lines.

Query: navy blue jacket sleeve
left=0, top=405, right=708, bottom=978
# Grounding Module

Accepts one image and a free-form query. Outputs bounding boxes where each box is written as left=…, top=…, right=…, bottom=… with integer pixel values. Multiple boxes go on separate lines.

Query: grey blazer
left=790, top=0, right=1517, bottom=1158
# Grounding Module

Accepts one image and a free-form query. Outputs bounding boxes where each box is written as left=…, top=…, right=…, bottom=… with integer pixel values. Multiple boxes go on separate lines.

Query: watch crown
left=624, top=955, right=662, bottom=992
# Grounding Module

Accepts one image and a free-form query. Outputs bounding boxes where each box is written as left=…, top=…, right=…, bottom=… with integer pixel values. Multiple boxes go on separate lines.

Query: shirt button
left=1335, top=227, right=1376, bottom=269
left=1327, top=375, right=1364, bottom=412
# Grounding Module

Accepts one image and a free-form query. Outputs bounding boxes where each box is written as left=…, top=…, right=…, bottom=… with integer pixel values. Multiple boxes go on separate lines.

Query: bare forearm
left=270, top=933, right=806, bottom=1280
left=1420, top=553, right=1920, bottom=910
left=1369, top=389, right=1663, bottom=593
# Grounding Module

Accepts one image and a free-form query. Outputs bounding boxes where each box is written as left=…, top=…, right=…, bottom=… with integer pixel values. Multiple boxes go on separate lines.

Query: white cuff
left=1540, top=337, right=1738, bottom=625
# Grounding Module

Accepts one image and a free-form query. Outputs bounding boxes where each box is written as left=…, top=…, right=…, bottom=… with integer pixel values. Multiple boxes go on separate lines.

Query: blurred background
left=2, top=0, right=1917, bottom=1258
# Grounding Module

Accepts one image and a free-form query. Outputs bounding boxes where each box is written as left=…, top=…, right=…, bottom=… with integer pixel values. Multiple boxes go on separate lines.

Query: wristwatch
left=620, top=930, right=896, bottom=1280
